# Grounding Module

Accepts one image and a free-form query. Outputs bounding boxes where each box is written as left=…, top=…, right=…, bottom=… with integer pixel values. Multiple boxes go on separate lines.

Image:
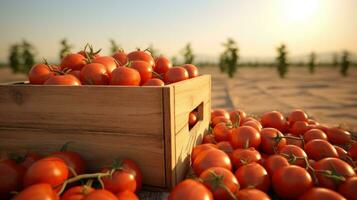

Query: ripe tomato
left=110, top=66, right=141, bottom=86
left=304, top=139, right=338, bottom=160
left=102, top=168, right=136, bottom=194
left=182, top=64, right=198, bottom=78
left=200, top=167, right=239, bottom=200
left=127, top=50, right=155, bottom=67
left=211, top=116, right=231, bottom=128
left=68, top=70, right=81, bottom=80
left=288, top=109, right=308, bottom=124
left=80, top=63, right=109, bottom=85
left=154, top=55, right=172, bottom=74
left=213, top=122, right=233, bottom=142
left=241, top=120, right=262, bottom=132
left=338, top=176, right=357, bottom=200
left=272, top=165, right=313, bottom=199
left=314, top=157, right=355, bottom=190
left=112, top=50, right=128, bottom=66
left=192, top=149, right=232, bottom=175
left=142, top=78, right=164, bottom=86
left=334, top=145, right=349, bottom=161
left=60, top=53, right=86, bottom=71
left=212, top=109, right=230, bottom=121
left=229, top=126, right=261, bottom=149
left=202, top=134, right=217, bottom=144
left=229, top=109, right=246, bottom=126
left=191, top=143, right=217, bottom=163
left=61, top=185, right=95, bottom=200
left=326, top=127, right=351, bottom=145
left=216, top=141, right=234, bottom=158
left=303, top=129, right=328, bottom=143
left=241, top=117, right=259, bottom=125
left=0, top=160, right=26, bottom=198
left=260, top=111, right=286, bottom=132
left=235, top=163, right=270, bottom=192
left=189, top=111, right=198, bottom=128
left=44, top=74, right=82, bottom=85
left=168, top=179, right=213, bottom=200
left=263, top=155, right=289, bottom=176
left=289, top=121, right=310, bottom=136
left=231, top=148, right=261, bottom=169
left=121, top=159, right=143, bottom=192
left=116, top=190, right=139, bottom=200
left=164, top=67, right=189, bottom=84
left=299, top=188, right=346, bottom=200
left=82, top=189, right=118, bottom=200
left=235, top=189, right=271, bottom=200
left=51, top=151, right=85, bottom=177
left=10, top=152, right=42, bottom=169
left=348, top=142, right=357, bottom=160
left=23, top=157, right=68, bottom=187
left=92, top=56, right=117, bottom=76
left=312, top=124, right=330, bottom=133
left=279, top=145, right=307, bottom=167
left=260, top=128, right=286, bottom=155
left=12, top=183, right=58, bottom=200
left=28, top=63, right=56, bottom=84
left=285, top=133, right=304, bottom=148
left=130, top=60, right=153, bottom=85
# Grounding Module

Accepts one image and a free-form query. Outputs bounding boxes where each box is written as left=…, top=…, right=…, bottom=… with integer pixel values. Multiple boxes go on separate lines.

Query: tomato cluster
left=0, top=144, right=142, bottom=200
left=169, top=109, right=357, bottom=200
left=28, top=45, right=199, bottom=86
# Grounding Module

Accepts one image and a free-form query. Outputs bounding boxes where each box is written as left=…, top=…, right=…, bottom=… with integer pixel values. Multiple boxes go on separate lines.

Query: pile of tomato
left=0, top=144, right=143, bottom=200
left=28, top=44, right=199, bottom=86
left=168, top=109, right=357, bottom=200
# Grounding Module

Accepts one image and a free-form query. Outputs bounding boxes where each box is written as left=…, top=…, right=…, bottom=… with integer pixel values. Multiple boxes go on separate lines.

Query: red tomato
left=263, top=155, right=289, bottom=177
left=191, top=144, right=217, bottom=163
left=229, top=126, right=261, bottom=149
left=241, top=117, right=259, bottom=125
left=235, top=189, right=271, bottom=200
left=279, top=145, right=307, bottom=167
left=127, top=50, right=155, bottom=67
left=154, top=55, right=172, bottom=74
left=303, top=129, right=328, bottom=143
left=288, top=109, right=308, bottom=124
left=0, top=160, right=26, bottom=198
left=212, top=109, right=230, bottom=121
left=312, top=124, right=330, bottom=133
left=110, top=67, right=141, bottom=86
left=92, top=56, right=117, bottom=76
left=51, top=151, right=85, bottom=177
left=60, top=53, right=86, bottom=71
left=285, top=133, right=304, bottom=148
left=13, top=152, right=42, bottom=169
left=338, top=176, right=357, bottom=200
left=289, top=121, right=310, bottom=136
left=121, top=159, right=143, bottom=192
left=192, top=149, right=232, bottom=175
left=142, top=78, right=164, bottom=86
left=102, top=168, right=136, bottom=194
left=211, top=116, right=232, bottom=128
left=231, top=148, right=261, bottom=169
left=28, top=63, right=56, bottom=84
left=216, top=141, right=234, bottom=158
left=213, top=122, right=233, bottom=142
left=200, top=167, right=239, bottom=200
left=182, top=64, right=198, bottom=78
left=242, top=120, right=262, bottom=132
left=189, top=111, right=198, bottom=128
left=304, top=139, right=338, bottom=160
left=260, top=128, right=286, bottom=155
left=260, top=111, right=286, bottom=131
left=112, top=50, right=128, bottom=66
left=164, top=67, right=189, bottom=84
left=80, top=63, right=109, bottom=85
left=314, top=157, right=355, bottom=190
left=116, top=190, right=139, bottom=200
left=299, top=187, right=346, bottom=200
left=23, top=157, right=68, bottom=187
left=61, top=185, right=95, bottom=200
left=308, top=119, right=319, bottom=125
left=168, top=179, right=213, bottom=200
left=68, top=70, right=81, bottom=80
left=12, top=183, right=58, bottom=200
left=130, top=60, right=153, bottom=85
left=348, top=142, right=357, bottom=160
left=202, top=134, right=217, bottom=144
left=229, top=109, right=246, bottom=126
left=272, top=165, right=313, bottom=199
left=235, top=163, right=270, bottom=192
left=326, top=127, right=351, bottom=145
left=44, top=74, right=82, bottom=85
left=82, top=189, right=118, bottom=200
left=334, top=145, right=349, bottom=161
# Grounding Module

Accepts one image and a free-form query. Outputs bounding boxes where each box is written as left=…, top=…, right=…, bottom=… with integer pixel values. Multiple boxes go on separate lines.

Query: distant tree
left=181, top=43, right=194, bottom=64
left=109, top=39, right=120, bottom=54
left=332, top=53, right=338, bottom=67
left=22, top=40, right=36, bottom=73
left=59, top=38, right=72, bottom=59
left=8, top=44, right=22, bottom=73
left=171, top=56, right=178, bottom=66
left=340, top=51, right=350, bottom=76
left=308, top=52, right=316, bottom=74
left=276, top=44, right=288, bottom=78
left=219, top=38, right=239, bottom=78
left=147, top=44, right=158, bottom=58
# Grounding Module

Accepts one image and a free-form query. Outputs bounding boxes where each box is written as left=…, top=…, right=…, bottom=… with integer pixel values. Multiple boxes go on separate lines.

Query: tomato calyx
left=273, top=134, right=305, bottom=152
left=199, top=170, right=237, bottom=200
left=82, top=43, right=101, bottom=62
left=232, top=113, right=241, bottom=128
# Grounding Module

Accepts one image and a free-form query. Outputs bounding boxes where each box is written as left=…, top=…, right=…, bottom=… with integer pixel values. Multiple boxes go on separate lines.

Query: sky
left=0, top=0, right=356, bottom=62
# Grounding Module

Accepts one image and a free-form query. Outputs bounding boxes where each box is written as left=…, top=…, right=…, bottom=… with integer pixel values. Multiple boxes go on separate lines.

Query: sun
left=282, top=0, right=320, bottom=22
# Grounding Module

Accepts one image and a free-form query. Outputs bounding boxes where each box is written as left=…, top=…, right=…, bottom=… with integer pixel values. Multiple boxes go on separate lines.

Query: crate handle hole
left=188, top=102, right=204, bottom=131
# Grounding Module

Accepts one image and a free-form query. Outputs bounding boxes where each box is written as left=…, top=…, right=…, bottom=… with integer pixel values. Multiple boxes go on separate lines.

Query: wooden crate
left=0, top=75, right=211, bottom=190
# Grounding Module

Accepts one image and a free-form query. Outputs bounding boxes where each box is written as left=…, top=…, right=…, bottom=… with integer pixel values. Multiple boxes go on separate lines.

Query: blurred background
left=0, top=0, right=356, bottom=129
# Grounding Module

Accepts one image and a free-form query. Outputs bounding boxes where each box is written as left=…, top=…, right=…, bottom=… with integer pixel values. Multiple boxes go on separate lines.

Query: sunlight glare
left=283, top=0, right=320, bottom=22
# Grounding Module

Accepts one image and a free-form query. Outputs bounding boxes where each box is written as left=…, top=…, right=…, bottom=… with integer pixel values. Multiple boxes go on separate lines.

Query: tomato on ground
left=304, top=139, right=338, bottom=160
left=82, top=189, right=118, bottom=200
left=338, top=176, right=357, bottom=200
left=61, top=185, right=95, bottom=200
left=192, top=149, right=232, bottom=175
left=229, top=126, right=261, bottom=149
left=12, top=183, right=59, bottom=200
left=279, top=145, right=307, bottom=167
left=260, top=128, right=286, bottom=155
left=168, top=179, right=213, bottom=200
left=303, top=128, right=328, bottom=142
left=235, top=189, right=271, bottom=200
left=116, top=190, right=139, bottom=200
left=234, top=162, right=270, bottom=192
left=326, top=127, right=351, bottom=145
left=260, top=111, right=286, bottom=132
left=0, top=159, right=26, bottom=198
left=299, top=187, right=346, bottom=200
left=263, top=155, right=290, bottom=177
left=231, top=148, right=261, bottom=169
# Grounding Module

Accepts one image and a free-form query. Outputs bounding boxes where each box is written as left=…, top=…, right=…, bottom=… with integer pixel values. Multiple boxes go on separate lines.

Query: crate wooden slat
left=0, top=75, right=211, bottom=190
